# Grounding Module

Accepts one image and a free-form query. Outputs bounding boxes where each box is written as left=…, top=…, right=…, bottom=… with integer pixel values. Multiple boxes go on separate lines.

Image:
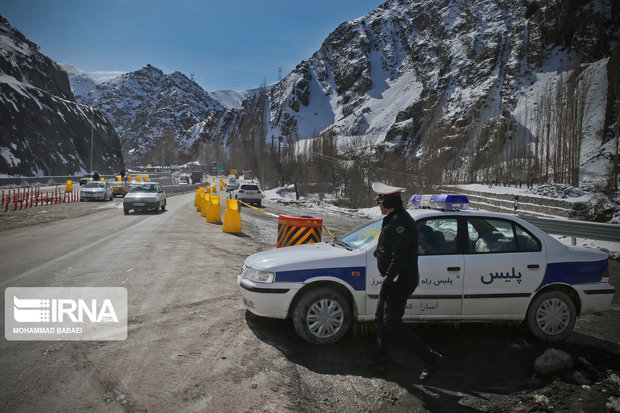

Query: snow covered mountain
left=70, top=0, right=617, bottom=181
left=65, top=0, right=619, bottom=184
left=0, top=16, right=124, bottom=176
left=75, top=65, right=248, bottom=166
left=267, top=0, right=619, bottom=181
left=59, top=63, right=98, bottom=97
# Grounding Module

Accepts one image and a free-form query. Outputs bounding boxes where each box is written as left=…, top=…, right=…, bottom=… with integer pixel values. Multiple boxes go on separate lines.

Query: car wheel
left=526, top=290, right=576, bottom=342
left=161, top=201, right=166, bottom=212
left=124, top=209, right=129, bottom=215
left=292, top=287, right=351, bottom=344
left=256, top=200, right=262, bottom=207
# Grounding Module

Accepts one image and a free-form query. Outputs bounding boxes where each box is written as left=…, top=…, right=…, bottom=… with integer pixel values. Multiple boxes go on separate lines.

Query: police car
left=237, top=195, right=614, bottom=344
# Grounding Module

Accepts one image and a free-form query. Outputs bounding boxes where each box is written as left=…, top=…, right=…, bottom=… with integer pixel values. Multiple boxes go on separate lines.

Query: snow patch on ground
left=262, top=182, right=619, bottom=256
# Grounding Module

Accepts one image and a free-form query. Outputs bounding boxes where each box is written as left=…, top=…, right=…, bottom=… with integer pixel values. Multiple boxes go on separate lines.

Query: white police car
left=237, top=195, right=614, bottom=344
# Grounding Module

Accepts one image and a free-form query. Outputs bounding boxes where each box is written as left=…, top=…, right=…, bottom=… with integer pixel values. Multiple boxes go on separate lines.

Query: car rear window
left=241, top=185, right=259, bottom=190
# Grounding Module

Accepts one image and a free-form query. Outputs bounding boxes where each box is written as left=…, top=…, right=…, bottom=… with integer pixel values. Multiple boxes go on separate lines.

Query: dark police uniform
left=373, top=204, right=437, bottom=368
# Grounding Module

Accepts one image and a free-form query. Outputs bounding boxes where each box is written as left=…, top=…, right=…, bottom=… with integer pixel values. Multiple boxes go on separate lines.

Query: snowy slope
left=59, top=63, right=98, bottom=97
left=208, top=89, right=255, bottom=109
left=75, top=65, right=230, bottom=164
left=264, top=0, right=619, bottom=185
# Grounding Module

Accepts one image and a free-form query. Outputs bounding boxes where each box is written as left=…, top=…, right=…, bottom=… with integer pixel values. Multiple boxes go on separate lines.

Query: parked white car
left=80, top=181, right=114, bottom=201
left=238, top=195, right=614, bottom=344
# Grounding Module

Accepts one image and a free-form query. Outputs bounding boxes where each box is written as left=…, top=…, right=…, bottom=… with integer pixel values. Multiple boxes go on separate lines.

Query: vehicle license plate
left=134, top=202, right=145, bottom=206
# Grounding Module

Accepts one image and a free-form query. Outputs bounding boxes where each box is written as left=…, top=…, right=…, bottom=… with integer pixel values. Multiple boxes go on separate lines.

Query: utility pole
left=90, top=108, right=94, bottom=172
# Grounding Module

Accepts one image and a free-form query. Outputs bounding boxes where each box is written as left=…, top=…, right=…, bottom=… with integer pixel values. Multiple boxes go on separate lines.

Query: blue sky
left=2, top=0, right=383, bottom=91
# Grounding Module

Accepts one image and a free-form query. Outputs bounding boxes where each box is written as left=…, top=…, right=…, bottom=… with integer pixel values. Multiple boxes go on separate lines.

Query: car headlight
left=242, top=266, right=275, bottom=284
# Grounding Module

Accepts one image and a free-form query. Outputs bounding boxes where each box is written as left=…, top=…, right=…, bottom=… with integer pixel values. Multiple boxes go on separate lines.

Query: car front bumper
left=237, top=278, right=300, bottom=319
left=81, top=192, right=107, bottom=200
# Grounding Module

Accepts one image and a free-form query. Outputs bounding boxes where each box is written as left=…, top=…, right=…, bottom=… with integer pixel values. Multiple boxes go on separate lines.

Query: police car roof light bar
left=409, top=194, right=469, bottom=211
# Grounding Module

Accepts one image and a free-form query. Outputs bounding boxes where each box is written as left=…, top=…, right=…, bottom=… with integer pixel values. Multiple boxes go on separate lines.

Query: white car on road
left=233, top=183, right=263, bottom=206
left=80, top=181, right=114, bottom=201
left=238, top=195, right=614, bottom=344
left=123, top=182, right=166, bottom=214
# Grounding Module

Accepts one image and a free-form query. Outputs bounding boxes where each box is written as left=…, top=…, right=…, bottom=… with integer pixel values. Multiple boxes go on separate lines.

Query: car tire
left=526, top=290, right=576, bottom=342
left=124, top=209, right=129, bottom=215
left=292, top=287, right=351, bottom=344
left=256, top=200, right=262, bottom=207
left=161, top=202, right=166, bottom=212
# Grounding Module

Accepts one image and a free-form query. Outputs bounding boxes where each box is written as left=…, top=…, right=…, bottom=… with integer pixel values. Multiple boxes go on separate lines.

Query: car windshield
left=129, top=184, right=157, bottom=193
left=84, top=182, right=105, bottom=188
left=337, top=216, right=383, bottom=250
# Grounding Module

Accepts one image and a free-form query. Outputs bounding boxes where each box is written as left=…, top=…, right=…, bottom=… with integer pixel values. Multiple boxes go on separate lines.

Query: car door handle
left=527, top=264, right=540, bottom=269
left=447, top=267, right=461, bottom=271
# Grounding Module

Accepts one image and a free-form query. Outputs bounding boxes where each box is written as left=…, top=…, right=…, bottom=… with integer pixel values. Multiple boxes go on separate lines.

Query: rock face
left=0, top=16, right=124, bottom=176
left=29, top=0, right=620, bottom=176
left=266, top=0, right=619, bottom=171
left=76, top=65, right=242, bottom=166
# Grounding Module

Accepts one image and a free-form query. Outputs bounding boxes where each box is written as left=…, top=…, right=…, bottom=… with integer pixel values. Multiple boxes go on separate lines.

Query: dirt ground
left=0, top=192, right=619, bottom=413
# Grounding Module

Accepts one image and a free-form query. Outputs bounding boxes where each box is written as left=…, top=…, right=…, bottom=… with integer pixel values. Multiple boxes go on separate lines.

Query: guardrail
left=0, top=173, right=171, bottom=187
left=518, top=215, right=620, bottom=244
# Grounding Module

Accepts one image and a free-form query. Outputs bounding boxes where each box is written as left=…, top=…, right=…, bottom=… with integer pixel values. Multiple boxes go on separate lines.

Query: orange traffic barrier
left=277, top=215, right=323, bottom=248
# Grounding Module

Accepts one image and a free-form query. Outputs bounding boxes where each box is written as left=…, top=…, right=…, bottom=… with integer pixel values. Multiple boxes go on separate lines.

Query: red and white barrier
left=1, top=185, right=81, bottom=212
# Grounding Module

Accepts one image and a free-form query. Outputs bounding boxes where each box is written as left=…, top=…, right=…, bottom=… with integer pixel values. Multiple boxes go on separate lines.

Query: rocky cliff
left=76, top=65, right=243, bottom=166
left=0, top=16, right=124, bottom=176
left=267, top=0, right=619, bottom=180
left=66, top=0, right=619, bottom=182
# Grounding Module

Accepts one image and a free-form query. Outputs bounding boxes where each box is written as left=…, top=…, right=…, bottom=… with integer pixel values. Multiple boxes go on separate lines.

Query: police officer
left=361, top=182, right=442, bottom=380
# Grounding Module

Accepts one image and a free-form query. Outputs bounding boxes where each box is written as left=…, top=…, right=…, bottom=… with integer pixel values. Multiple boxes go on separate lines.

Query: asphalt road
left=0, top=192, right=619, bottom=412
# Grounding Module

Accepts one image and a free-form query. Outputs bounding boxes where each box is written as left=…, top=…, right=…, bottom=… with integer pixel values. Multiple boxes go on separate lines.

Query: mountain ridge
left=2, top=0, right=619, bottom=185
left=0, top=15, right=124, bottom=176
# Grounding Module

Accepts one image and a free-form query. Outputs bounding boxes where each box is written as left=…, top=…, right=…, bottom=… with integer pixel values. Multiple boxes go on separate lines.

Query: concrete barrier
left=201, top=194, right=210, bottom=217
left=222, top=199, right=241, bottom=233
left=206, top=195, right=221, bottom=223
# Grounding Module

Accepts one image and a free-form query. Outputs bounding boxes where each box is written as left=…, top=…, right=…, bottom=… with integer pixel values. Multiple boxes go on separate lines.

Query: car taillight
left=604, top=267, right=610, bottom=278
left=257, top=190, right=261, bottom=194
left=238, top=189, right=244, bottom=193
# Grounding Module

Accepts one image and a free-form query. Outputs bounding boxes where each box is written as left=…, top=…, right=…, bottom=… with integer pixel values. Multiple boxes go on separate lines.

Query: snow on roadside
left=262, top=183, right=620, bottom=257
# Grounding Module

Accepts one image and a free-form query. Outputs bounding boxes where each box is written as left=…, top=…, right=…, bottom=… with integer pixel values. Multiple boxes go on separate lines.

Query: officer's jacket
left=374, top=205, right=419, bottom=284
